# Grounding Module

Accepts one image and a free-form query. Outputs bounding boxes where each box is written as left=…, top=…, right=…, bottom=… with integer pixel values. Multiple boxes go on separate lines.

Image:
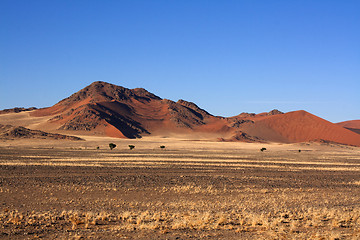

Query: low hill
left=0, top=107, right=37, bottom=115
left=0, top=124, right=83, bottom=140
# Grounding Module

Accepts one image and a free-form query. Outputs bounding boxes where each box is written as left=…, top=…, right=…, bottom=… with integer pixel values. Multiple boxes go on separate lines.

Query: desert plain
left=1, top=135, right=360, bottom=239
left=0, top=82, right=360, bottom=239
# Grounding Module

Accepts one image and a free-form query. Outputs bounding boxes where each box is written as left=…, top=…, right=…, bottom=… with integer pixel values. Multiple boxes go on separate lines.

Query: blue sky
left=1, top=0, right=359, bottom=123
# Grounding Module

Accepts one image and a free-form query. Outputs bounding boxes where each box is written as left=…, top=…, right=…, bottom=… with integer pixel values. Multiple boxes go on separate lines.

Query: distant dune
left=253, top=111, right=360, bottom=146
left=337, top=120, right=360, bottom=135
left=1, top=81, right=359, bottom=146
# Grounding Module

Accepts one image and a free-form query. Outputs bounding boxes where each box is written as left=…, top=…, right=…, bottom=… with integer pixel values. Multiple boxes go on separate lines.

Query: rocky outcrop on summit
left=267, top=109, right=284, bottom=115
left=60, top=81, right=161, bottom=105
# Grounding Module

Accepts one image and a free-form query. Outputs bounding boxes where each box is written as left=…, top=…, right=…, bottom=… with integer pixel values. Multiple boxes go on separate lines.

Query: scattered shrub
left=260, top=148, right=267, bottom=152
left=109, top=143, right=116, bottom=150
left=298, top=149, right=301, bottom=153
left=160, top=145, right=165, bottom=149
left=96, top=146, right=100, bottom=150
left=128, top=145, right=135, bottom=150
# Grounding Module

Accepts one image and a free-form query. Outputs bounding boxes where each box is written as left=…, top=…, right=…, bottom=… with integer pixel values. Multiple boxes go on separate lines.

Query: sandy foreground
left=0, top=136, right=360, bottom=239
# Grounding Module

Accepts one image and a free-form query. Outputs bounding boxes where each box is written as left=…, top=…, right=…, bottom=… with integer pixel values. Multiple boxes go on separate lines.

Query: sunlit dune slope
left=253, top=110, right=360, bottom=146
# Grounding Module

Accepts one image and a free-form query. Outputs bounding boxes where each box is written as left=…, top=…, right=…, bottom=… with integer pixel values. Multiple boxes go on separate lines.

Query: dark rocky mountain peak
left=58, top=81, right=161, bottom=106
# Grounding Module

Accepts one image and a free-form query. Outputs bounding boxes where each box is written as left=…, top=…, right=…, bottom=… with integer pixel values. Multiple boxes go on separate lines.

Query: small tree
left=109, top=143, right=116, bottom=150
left=128, top=145, right=135, bottom=150
left=298, top=149, right=301, bottom=153
left=260, top=147, right=266, bottom=152
left=160, top=145, right=165, bottom=149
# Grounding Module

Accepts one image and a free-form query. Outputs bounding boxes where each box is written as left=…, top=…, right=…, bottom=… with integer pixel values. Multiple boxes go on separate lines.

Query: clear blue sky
left=1, top=0, right=359, bottom=123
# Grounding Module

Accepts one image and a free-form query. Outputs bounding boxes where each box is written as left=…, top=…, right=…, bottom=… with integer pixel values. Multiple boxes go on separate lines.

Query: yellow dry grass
left=0, top=136, right=359, bottom=239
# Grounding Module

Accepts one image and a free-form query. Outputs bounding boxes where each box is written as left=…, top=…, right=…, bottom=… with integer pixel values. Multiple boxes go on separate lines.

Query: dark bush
left=109, top=143, right=116, bottom=150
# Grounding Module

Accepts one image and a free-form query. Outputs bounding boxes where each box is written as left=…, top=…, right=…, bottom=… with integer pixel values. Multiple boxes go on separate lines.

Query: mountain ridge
left=2, top=81, right=359, bottom=146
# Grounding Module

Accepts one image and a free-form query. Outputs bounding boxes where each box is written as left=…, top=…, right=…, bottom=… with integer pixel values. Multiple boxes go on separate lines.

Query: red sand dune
left=251, top=111, right=360, bottom=146
left=24, top=81, right=360, bottom=146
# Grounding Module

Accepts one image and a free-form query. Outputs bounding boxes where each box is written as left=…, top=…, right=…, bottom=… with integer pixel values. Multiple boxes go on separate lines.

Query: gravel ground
left=0, top=146, right=360, bottom=239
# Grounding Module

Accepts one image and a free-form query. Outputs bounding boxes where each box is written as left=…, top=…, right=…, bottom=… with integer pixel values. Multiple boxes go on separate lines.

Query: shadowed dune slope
left=337, top=120, right=360, bottom=135
left=337, top=120, right=360, bottom=129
